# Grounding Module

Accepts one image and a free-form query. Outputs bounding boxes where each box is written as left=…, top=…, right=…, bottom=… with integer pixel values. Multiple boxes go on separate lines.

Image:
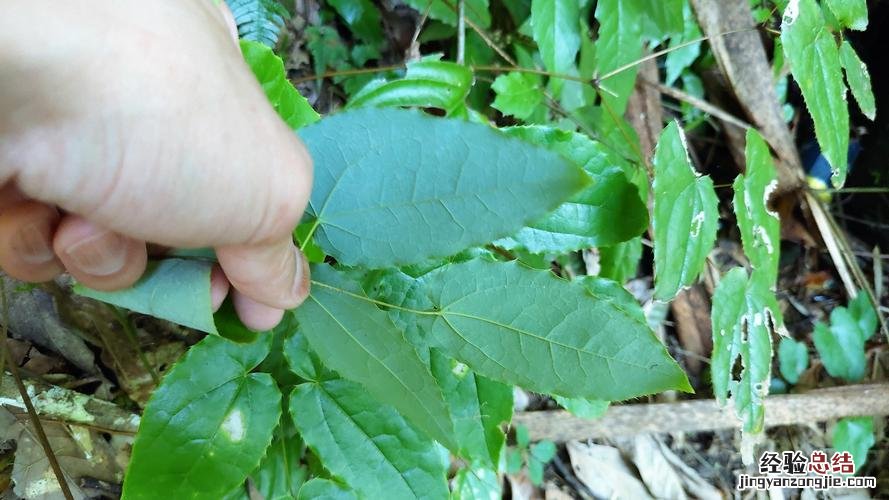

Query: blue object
left=801, top=139, right=861, bottom=189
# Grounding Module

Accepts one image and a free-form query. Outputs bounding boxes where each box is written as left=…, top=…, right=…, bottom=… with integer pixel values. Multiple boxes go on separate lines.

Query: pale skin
left=0, top=1, right=313, bottom=330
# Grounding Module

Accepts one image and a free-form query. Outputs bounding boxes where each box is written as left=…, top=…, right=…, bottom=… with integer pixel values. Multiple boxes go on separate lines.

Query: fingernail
left=14, top=223, right=56, bottom=264
left=64, top=231, right=127, bottom=277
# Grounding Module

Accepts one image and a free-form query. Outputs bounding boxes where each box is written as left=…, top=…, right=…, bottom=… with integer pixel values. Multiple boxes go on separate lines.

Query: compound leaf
left=300, top=108, right=589, bottom=267
left=652, top=121, right=719, bottom=300
left=295, top=264, right=455, bottom=448
left=782, top=0, right=849, bottom=186
left=241, top=40, right=320, bottom=130
left=839, top=41, right=876, bottom=121
left=123, top=336, right=280, bottom=499
left=824, top=0, right=868, bottom=30
left=420, top=259, right=691, bottom=400
left=289, top=380, right=449, bottom=499
left=734, top=129, right=781, bottom=286
left=496, top=126, right=648, bottom=254
left=227, top=0, right=288, bottom=47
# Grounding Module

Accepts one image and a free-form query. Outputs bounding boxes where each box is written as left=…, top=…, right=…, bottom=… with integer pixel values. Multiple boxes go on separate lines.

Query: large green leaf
left=833, top=417, right=875, bottom=473
left=123, top=336, right=281, bottom=499
left=824, top=0, right=868, bottom=30
left=402, top=0, right=491, bottom=28
left=418, top=259, right=690, bottom=399
left=734, top=129, right=781, bottom=286
left=299, top=108, right=589, bottom=267
left=652, top=122, right=719, bottom=300
left=430, top=350, right=512, bottom=467
left=594, top=0, right=643, bottom=113
left=75, top=259, right=218, bottom=334
left=782, top=0, right=849, bottom=186
left=298, top=479, right=357, bottom=500
left=495, top=126, right=648, bottom=253
left=241, top=40, right=320, bottom=130
left=295, top=264, right=455, bottom=448
left=289, top=380, right=449, bottom=499
left=710, top=268, right=785, bottom=433
left=349, top=58, right=473, bottom=114
left=813, top=294, right=876, bottom=382
left=491, top=72, right=545, bottom=120
left=227, top=0, right=288, bottom=47
left=531, top=0, right=581, bottom=95
left=328, top=0, right=384, bottom=45
left=839, top=41, right=876, bottom=121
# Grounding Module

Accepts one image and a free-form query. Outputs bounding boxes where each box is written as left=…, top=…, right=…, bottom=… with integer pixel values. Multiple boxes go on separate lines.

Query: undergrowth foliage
left=74, top=0, right=876, bottom=497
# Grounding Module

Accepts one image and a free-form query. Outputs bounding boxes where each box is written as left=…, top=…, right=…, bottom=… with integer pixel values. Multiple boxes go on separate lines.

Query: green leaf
left=839, top=41, right=876, bottom=121
left=496, top=126, right=648, bottom=253
left=349, top=58, right=473, bottom=113
left=123, top=336, right=281, bottom=499
left=652, top=122, right=719, bottom=300
left=298, top=479, right=357, bottom=500
left=781, top=0, right=849, bottom=186
left=252, top=424, right=307, bottom=500
left=664, top=2, right=702, bottom=85
left=75, top=259, right=218, bottom=334
left=824, top=0, right=868, bottom=30
left=226, top=0, right=288, bottom=47
left=554, top=396, right=609, bottom=419
left=599, top=237, right=643, bottom=283
left=527, top=457, right=545, bottom=485
left=530, top=440, right=557, bottom=463
left=288, top=379, right=449, bottom=499
left=640, top=0, right=684, bottom=40
left=777, top=337, right=809, bottom=384
left=300, top=107, right=590, bottom=267
left=710, top=268, right=785, bottom=433
left=241, top=40, right=320, bottom=130
left=295, top=264, right=455, bottom=448
left=734, top=129, right=781, bottom=286
left=492, top=72, right=545, bottom=120
left=452, top=465, right=502, bottom=500
left=595, top=0, right=643, bottom=113
left=833, top=417, right=875, bottom=473
left=306, top=26, right=350, bottom=77
left=419, top=259, right=691, bottom=400
left=813, top=296, right=875, bottom=382
left=430, top=350, right=513, bottom=467
left=328, top=0, right=384, bottom=45
left=531, top=0, right=581, bottom=95
left=402, top=0, right=491, bottom=28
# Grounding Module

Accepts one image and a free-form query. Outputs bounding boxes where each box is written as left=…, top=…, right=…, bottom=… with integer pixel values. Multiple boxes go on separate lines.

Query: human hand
left=0, top=0, right=312, bottom=330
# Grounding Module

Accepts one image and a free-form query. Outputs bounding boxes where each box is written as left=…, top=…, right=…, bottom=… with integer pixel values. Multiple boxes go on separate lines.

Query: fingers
left=232, top=290, right=285, bottom=332
left=216, top=237, right=310, bottom=309
left=52, top=215, right=147, bottom=291
left=0, top=201, right=64, bottom=282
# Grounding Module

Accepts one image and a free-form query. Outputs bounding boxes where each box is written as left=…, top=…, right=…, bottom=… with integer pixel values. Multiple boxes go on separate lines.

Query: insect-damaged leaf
left=299, top=108, right=589, bottom=268
left=496, top=126, right=648, bottom=254
left=123, top=336, right=280, bottom=499
left=781, top=0, right=849, bottom=186
left=734, top=129, right=781, bottom=286
left=419, top=260, right=691, bottom=400
left=289, top=379, right=449, bottom=499
left=711, top=268, right=786, bottom=433
left=294, top=264, right=455, bottom=448
left=652, top=121, right=718, bottom=300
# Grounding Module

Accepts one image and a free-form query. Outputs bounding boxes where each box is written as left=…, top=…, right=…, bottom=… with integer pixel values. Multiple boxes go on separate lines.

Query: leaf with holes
left=782, top=0, right=849, bottom=186
left=734, top=129, right=781, bottom=286
left=289, top=379, right=449, bottom=499
left=294, top=264, right=455, bottom=448
left=652, top=121, right=719, bottom=300
left=839, top=41, right=876, bottom=121
left=711, top=268, right=786, bottom=433
left=299, top=108, right=589, bottom=267
left=123, top=335, right=281, bottom=499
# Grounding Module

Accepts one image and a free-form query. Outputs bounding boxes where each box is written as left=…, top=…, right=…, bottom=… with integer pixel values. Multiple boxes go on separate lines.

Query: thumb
left=216, top=237, right=310, bottom=311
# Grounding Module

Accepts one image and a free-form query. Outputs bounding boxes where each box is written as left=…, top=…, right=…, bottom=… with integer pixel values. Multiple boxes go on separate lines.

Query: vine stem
left=0, top=281, right=74, bottom=500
